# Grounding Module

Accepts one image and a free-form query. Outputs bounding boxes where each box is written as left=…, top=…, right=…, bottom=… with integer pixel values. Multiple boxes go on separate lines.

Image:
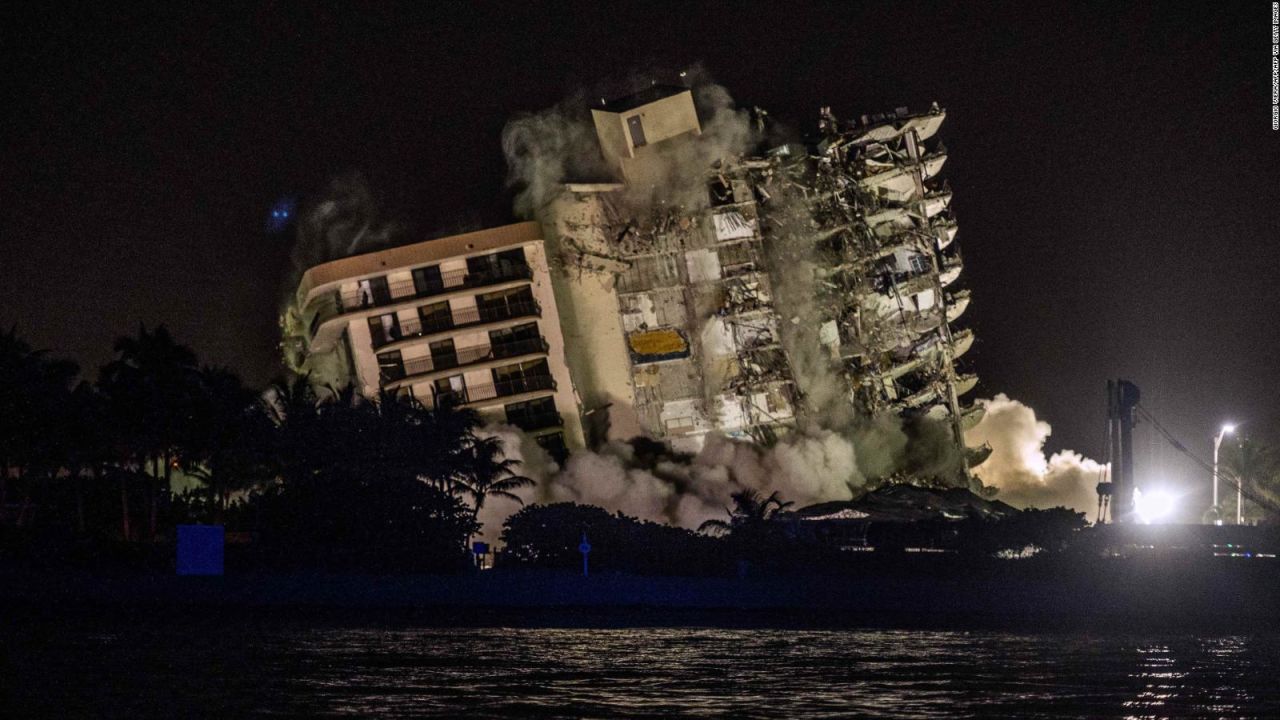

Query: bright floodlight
left=1134, top=488, right=1177, bottom=524
left=1223, top=423, right=1237, bottom=434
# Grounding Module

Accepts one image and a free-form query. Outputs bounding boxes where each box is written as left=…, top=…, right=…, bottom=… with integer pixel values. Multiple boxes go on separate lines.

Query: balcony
left=368, top=300, right=542, bottom=350
left=507, top=410, right=563, bottom=433
left=428, top=374, right=557, bottom=410
left=311, top=264, right=535, bottom=338
left=350, top=265, right=532, bottom=312
left=465, top=374, right=556, bottom=404
left=379, top=337, right=550, bottom=385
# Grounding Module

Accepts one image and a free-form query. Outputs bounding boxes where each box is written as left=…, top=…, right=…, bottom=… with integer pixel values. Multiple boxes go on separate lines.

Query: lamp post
left=1212, top=424, right=1235, bottom=525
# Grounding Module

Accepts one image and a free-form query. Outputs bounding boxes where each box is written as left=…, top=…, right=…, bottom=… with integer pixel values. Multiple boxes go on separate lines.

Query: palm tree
left=0, top=327, right=80, bottom=527
left=60, top=381, right=112, bottom=533
left=454, top=434, right=532, bottom=525
left=98, top=324, right=201, bottom=540
left=183, top=367, right=273, bottom=521
left=698, top=489, right=795, bottom=537
left=0, top=327, right=40, bottom=523
left=1222, top=437, right=1280, bottom=522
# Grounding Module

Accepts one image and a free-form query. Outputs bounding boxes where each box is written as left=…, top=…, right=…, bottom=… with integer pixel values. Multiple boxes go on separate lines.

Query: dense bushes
left=499, top=503, right=731, bottom=576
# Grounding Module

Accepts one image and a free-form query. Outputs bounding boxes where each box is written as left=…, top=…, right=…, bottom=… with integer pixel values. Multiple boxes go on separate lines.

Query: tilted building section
left=775, top=104, right=987, bottom=464
left=294, top=222, right=584, bottom=461
left=538, top=86, right=986, bottom=469
left=541, top=86, right=798, bottom=452
left=290, top=84, right=986, bottom=476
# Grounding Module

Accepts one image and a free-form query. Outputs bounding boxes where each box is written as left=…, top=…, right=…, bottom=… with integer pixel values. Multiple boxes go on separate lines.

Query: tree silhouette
left=98, top=324, right=201, bottom=540
left=0, top=327, right=80, bottom=527
left=182, top=367, right=274, bottom=521
left=698, top=490, right=794, bottom=537
left=454, top=433, right=532, bottom=527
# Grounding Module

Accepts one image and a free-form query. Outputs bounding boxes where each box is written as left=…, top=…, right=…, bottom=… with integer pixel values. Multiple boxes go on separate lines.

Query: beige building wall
left=539, top=192, right=643, bottom=444
left=298, top=222, right=585, bottom=453
left=591, top=87, right=702, bottom=172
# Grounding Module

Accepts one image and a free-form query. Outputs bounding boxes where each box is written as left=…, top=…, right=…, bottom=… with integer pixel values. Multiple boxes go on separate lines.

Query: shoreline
left=5, top=557, right=1279, bottom=630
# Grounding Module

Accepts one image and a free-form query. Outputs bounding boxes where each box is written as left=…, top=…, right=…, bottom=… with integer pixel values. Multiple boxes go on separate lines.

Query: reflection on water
left=4, top=618, right=1280, bottom=718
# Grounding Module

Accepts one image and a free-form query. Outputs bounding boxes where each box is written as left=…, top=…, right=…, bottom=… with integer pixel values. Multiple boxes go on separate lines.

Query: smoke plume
left=501, top=71, right=760, bottom=215
left=280, top=173, right=403, bottom=378
left=476, top=423, right=867, bottom=540
left=965, top=394, right=1104, bottom=515
left=287, top=172, right=402, bottom=284
left=481, top=77, right=977, bottom=540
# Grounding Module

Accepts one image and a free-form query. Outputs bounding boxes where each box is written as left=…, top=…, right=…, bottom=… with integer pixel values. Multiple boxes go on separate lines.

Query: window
left=356, top=277, right=391, bottom=307
left=467, top=249, right=528, bottom=283
left=478, top=286, right=536, bottom=322
left=504, top=396, right=559, bottom=431
left=418, top=301, right=452, bottom=333
left=908, top=254, right=932, bottom=275
left=535, top=431, right=569, bottom=464
left=492, top=358, right=552, bottom=396
left=428, top=338, right=458, bottom=369
left=412, top=266, right=443, bottom=295
left=490, top=322, right=540, bottom=358
left=433, top=375, right=466, bottom=408
left=378, top=350, right=405, bottom=382
left=367, top=313, right=400, bottom=348
left=627, top=115, right=647, bottom=147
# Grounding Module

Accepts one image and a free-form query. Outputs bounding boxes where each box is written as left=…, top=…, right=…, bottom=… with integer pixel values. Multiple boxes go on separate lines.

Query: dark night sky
left=3, top=2, right=1277, bottom=494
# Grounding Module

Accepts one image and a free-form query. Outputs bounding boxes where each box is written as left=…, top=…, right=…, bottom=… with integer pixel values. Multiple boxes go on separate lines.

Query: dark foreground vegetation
left=2, top=324, right=1107, bottom=579
left=1, top=325, right=526, bottom=573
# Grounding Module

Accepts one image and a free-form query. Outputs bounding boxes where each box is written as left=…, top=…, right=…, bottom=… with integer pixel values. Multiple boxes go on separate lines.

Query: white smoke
left=280, top=172, right=405, bottom=380
left=288, top=172, right=402, bottom=277
left=965, top=394, right=1104, bottom=515
left=475, top=422, right=875, bottom=540
left=501, top=92, right=611, bottom=218
left=501, top=70, right=760, bottom=216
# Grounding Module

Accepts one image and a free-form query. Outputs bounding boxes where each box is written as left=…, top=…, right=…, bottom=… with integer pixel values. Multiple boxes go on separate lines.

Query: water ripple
left=5, top=620, right=1280, bottom=717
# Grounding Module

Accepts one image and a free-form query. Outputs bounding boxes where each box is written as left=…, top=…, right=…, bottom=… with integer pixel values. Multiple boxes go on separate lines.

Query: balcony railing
left=337, top=265, right=533, bottom=316
left=429, top=374, right=556, bottom=409
left=507, top=410, right=563, bottom=432
left=466, top=374, right=556, bottom=403
left=491, top=337, right=548, bottom=360
left=368, top=300, right=542, bottom=350
left=379, top=338, right=550, bottom=384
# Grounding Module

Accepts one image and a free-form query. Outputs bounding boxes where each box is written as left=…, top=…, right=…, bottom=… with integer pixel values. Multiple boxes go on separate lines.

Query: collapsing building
left=541, top=88, right=798, bottom=450
left=286, top=82, right=987, bottom=482
left=535, top=85, right=986, bottom=471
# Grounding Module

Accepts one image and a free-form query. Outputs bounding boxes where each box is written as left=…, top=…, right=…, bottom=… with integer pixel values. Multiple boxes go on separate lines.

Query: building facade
left=537, top=85, right=985, bottom=471
left=540, top=87, right=798, bottom=451
left=289, top=84, right=985, bottom=478
left=295, top=222, right=584, bottom=460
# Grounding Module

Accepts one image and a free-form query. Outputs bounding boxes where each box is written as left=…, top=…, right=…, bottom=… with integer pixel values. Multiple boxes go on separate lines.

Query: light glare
left=1134, top=488, right=1177, bottom=524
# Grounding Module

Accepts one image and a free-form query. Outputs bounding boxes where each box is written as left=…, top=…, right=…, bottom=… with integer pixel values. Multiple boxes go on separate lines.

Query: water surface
left=4, top=615, right=1277, bottom=718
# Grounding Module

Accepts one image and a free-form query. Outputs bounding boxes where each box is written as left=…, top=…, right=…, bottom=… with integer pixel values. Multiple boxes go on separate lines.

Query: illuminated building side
left=294, top=222, right=584, bottom=461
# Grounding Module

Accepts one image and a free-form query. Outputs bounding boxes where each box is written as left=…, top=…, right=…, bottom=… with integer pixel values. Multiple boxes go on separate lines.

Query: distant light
left=1134, top=488, right=1177, bottom=524
left=266, top=196, right=297, bottom=233
left=1223, top=423, right=1237, bottom=434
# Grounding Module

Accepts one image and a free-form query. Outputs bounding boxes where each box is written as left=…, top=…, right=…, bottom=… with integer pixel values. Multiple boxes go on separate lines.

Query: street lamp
left=1212, top=423, right=1236, bottom=525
